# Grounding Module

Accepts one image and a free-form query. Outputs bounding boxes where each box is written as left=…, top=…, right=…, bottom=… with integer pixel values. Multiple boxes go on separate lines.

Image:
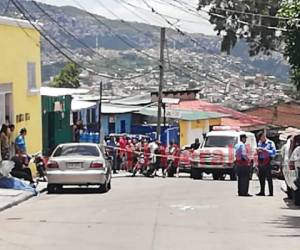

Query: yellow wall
left=0, top=21, right=42, bottom=154
left=179, top=120, right=189, bottom=147
left=209, top=118, right=222, bottom=127
left=180, top=118, right=222, bottom=147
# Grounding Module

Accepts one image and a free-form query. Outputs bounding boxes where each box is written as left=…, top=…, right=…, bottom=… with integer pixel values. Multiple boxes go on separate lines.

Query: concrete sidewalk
left=0, top=182, right=47, bottom=212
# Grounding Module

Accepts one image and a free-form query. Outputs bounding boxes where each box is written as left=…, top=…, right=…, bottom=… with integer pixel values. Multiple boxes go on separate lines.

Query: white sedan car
left=46, top=143, right=112, bottom=193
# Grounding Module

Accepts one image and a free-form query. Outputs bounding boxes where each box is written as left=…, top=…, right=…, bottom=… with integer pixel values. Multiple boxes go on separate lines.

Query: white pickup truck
left=190, top=129, right=257, bottom=180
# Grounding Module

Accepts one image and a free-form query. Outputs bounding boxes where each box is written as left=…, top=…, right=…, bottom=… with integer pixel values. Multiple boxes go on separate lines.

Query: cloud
left=37, top=0, right=215, bottom=35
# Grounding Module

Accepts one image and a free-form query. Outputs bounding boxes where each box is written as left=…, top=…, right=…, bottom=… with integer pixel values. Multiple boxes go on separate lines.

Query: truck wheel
left=293, top=189, right=300, bottom=206
left=190, top=168, right=202, bottom=180
left=212, top=173, right=220, bottom=180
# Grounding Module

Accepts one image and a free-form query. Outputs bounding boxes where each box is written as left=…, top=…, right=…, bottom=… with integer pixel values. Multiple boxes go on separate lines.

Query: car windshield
left=204, top=136, right=237, bottom=148
left=53, top=145, right=100, bottom=157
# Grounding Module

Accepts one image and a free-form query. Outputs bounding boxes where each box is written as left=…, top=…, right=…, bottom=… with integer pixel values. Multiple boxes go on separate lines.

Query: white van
left=190, top=127, right=257, bottom=180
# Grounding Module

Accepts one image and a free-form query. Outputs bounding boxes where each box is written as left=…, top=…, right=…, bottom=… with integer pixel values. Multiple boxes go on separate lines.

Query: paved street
left=0, top=175, right=299, bottom=250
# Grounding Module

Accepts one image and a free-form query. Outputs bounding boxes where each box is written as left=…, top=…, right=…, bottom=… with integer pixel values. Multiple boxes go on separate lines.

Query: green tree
left=52, top=62, right=80, bottom=88
left=278, top=1, right=300, bottom=90
left=197, top=0, right=300, bottom=90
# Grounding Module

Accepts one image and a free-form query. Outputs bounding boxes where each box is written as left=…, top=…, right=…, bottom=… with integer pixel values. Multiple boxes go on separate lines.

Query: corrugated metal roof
left=138, top=107, right=228, bottom=121
left=101, top=104, right=142, bottom=114
left=172, top=100, right=267, bottom=128
left=110, top=93, right=151, bottom=106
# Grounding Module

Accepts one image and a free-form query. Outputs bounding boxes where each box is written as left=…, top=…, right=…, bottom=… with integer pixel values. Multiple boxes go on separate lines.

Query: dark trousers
left=11, top=168, right=34, bottom=183
left=236, top=166, right=250, bottom=196
left=258, top=165, right=273, bottom=195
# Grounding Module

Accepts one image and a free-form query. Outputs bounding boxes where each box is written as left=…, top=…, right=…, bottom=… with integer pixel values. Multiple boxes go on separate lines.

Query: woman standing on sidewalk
left=0, top=124, right=10, bottom=160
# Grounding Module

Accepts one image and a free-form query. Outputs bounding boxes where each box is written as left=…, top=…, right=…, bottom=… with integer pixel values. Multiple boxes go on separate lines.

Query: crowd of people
left=104, top=135, right=185, bottom=177
left=0, top=123, right=35, bottom=186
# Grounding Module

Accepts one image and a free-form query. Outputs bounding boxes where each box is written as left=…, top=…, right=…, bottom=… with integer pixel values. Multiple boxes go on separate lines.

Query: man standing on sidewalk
left=256, top=131, right=276, bottom=196
left=235, top=134, right=252, bottom=196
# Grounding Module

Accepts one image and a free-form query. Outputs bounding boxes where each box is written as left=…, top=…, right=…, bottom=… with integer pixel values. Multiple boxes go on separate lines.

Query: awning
left=138, top=107, right=228, bottom=121
left=71, top=100, right=97, bottom=111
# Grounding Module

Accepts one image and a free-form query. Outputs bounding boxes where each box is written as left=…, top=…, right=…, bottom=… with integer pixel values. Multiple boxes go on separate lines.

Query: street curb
left=0, top=187, right=47, bottom=213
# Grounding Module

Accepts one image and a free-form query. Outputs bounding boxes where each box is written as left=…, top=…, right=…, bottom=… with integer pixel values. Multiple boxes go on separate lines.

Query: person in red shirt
left=143, top=139, right=150, bottom=167
left=125, top=140, right=133, bottom=172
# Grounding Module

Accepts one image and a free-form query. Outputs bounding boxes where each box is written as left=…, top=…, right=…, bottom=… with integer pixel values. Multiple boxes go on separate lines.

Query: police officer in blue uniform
left=256, top=131, right=276, bottom=196
left=235, top=134, right=252, bottom=196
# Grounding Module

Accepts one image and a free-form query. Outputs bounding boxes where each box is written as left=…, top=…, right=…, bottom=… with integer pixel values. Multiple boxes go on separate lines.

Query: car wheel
left=107, top=181, right=111, bottom=190
left=293, top=189, right=300, bottom=206
left=99, top=182, right=109, bottom=193
left=47, top=184, right=62, bottom=194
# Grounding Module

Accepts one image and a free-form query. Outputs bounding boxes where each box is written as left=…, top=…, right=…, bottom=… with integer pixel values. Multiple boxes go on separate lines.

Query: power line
left=31, top=0, right=154, bottom=75
left=197, top=2, right=300, bottom=22
left=71, top=0, right=210, bottom=83
left=174, top=0, right=300, bottom=31
left=11, top=0, right=156, bottom=81
left=71, top=0, right=159, bottom=62
left=112, top=0, right=230, bottom=84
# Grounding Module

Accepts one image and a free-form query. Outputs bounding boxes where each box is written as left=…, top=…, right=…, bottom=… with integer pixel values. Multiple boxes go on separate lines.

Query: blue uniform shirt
left=257, top=139, right=276, bottom=160
left=234, top=142, right=248, bottom=161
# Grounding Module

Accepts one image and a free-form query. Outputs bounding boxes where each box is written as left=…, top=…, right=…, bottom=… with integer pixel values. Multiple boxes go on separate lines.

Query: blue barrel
left=79, top=131, right=84, bottom=142
left=88, top=132, right=94, bottom=143
left=82, top=132, right=88, bottom=142
left=92, top=133, right=98, bottom=143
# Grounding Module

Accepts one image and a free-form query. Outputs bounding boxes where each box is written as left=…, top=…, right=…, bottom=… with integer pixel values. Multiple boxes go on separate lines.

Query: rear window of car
left=53, top=145, right=100, bottom=157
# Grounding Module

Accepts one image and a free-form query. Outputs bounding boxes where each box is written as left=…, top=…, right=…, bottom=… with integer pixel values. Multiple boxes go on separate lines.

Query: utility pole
left=98, top=81, right=103, bottom=144
left=156, top=27, right=165, bottom=140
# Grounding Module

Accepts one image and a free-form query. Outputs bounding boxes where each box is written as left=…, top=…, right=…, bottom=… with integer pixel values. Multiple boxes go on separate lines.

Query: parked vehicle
left=32, top=152, right=47, bottom=182
left=271, top=150, right=284, bottom=180
left=282, top=134, right=300, bottom=206
left=190, top=127, right=257, bottom=180
left=46, top=143, right=112, bottom=193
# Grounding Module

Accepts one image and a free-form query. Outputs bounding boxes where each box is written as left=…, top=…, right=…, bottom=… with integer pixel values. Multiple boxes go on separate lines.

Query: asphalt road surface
left=0, top=174, right=299, bottom=250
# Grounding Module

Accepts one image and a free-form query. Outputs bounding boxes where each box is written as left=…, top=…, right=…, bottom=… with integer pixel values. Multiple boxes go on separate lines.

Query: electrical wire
left=71, top=0, right=211, bottom=83
left=31, top=0, right=150, bottom=74
left=11, top=0, right=157, bottom=81
left=197, top=2, right=300, bottom=22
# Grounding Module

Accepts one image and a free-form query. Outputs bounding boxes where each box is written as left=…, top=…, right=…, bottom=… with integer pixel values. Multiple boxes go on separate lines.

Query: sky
left=36, top=0, right=216, bottom=35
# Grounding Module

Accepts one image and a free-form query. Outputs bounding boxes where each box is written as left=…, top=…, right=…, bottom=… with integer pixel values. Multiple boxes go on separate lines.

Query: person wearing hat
left=234, top=134, right=252, bottom=196
left=15, top=128, right=27, bottom=154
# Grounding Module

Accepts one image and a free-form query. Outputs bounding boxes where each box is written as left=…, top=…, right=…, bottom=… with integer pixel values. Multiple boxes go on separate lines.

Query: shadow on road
left=281, top=197, right=300, bottom=210
left=266, top=214, right=300, bottom=238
